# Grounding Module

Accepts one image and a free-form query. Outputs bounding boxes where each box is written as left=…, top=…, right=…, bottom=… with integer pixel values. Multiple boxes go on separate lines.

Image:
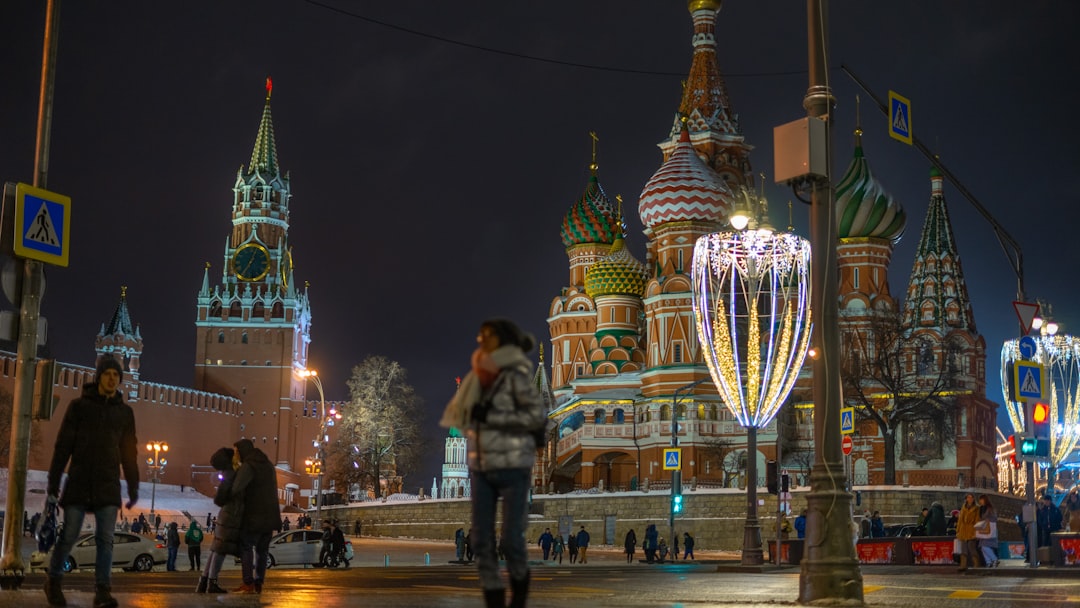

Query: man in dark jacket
left=44, top=356, right=139, bottom=608
left=232, top=439, right=282, bottom=593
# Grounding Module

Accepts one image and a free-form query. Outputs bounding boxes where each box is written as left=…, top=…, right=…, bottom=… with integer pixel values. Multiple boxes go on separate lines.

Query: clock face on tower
left=232, top=243, right=271, bottom=282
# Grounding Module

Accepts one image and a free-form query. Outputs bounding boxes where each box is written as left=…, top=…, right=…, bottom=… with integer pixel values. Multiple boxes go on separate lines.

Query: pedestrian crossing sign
left=840, top=407, right=855, bottom=435
left=13, top=183, right=71, bottom=267
left=1012, top=361, right=1045, bottom=401
left=888, top=90, right=913, bottom=145
left=663, top=448, right=682, bottom=471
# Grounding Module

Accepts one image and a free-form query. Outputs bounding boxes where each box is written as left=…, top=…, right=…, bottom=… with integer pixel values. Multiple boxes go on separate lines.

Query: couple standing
left=196, top=439, right=281, bottom=594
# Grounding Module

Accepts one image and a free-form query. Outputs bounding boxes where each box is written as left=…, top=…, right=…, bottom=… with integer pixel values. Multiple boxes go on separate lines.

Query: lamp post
left=692, top=187, right=812, bottom=567
left=298, top=368, right=340, bottom=529
left=145, top=441, right=169, bottom=516
left=670, top=378, right=708, bottom=546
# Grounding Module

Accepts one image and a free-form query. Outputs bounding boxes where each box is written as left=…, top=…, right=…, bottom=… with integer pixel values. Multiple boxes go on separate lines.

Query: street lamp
left=145, top=441, right=169, bottom=516
left=692, top=188, right=812, bottom=567
left=297, top=368, right=340, bottom=529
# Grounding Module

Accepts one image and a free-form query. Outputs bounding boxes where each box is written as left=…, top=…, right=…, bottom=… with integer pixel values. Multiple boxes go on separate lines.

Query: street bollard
left=384, top=554, right=390, bottom=567
left=424, top=552, right=430, bottom=566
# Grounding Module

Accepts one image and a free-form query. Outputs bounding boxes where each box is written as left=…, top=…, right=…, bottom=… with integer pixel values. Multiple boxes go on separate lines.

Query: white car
left=31, top=532, right=167, bottom=573
left=263, top=529, right=354, bottom=568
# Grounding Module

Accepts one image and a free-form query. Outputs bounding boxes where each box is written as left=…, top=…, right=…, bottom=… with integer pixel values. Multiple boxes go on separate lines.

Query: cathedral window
left=853, top=267, right=860, bottom=290
left=660, top=404, right=671, bottom=421
left=672, top=342, right=683, bottom=363
left=594, top=409, right=606, bottom=425
left=218, top=332, right=225, bottom=343
left=242, top=331, right=249, bottom=344
left=210, top=302, right=222, bottom=318
left=229, top=301, right=241, bottom=318
left=614, top=408, right=625, bottom=424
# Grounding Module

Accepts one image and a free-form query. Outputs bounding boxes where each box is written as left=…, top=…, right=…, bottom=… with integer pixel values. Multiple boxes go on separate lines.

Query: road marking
left=948, top=590, right=983, bottom=599
left=864, top=585, right=885, bottom=593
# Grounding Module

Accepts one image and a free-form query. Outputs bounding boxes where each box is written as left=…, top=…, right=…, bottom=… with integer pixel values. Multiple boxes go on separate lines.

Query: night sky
left=2, top=1, right=1078, bottom=490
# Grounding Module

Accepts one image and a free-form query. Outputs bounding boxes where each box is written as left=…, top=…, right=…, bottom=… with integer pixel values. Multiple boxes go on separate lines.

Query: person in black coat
left=196, top=447, right=242, bottom=594
left=233, top=439, right=282, bottom=593
left=44, top=356, right=138, bottom=608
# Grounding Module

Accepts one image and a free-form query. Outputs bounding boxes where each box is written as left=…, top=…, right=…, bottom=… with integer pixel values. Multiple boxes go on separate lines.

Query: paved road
left=1, top=537, right=1075, bottom=607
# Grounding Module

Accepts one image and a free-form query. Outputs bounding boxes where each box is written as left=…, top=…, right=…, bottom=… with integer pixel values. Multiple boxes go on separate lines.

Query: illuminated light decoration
left=692, top=229, right=812, bottom=427
left=1001, top=334, right=1080, bottom=468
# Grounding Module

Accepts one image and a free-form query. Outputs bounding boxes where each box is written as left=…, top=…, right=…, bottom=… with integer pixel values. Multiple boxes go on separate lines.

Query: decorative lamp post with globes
left=145, top=441, right=169, bottom=516
left=297, top=368, right=341, bottom=529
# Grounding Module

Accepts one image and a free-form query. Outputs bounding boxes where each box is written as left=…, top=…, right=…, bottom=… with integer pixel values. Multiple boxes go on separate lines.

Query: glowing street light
left=296, top=368, right=340, bottom=528
left=145, top=441, right=169, bottom=515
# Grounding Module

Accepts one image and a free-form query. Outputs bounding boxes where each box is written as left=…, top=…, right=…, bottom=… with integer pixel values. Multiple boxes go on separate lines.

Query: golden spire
left=588, top=131, right=599, bottom=174
left=120, top=285, right=127, bottom=299
left=688, top=0, right=721, bottom=12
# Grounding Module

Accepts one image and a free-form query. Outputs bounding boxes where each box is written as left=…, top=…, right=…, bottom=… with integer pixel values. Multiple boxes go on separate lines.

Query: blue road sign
left=14, top=183, right=71, bottom=267
left=1018, top=336, right=1038, bottom=361
left=840, top=407, right=855, bottom=435
left=663, top=448, right=682, bottom=471
left=1013, top=361, right=1045, bottom=401
left=888, top=90, right=913, bottom=145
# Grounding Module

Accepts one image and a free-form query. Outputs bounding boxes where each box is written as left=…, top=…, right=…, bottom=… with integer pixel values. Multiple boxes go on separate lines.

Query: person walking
left=927, top=502, right=947, bottom=536
left=1063, top=488, right=1080, bottom=532
left=567, top=533, right=578, bottom=564
left=1037, top=494, right=1063, bottom=547
left=975, top=494, right=999, bottom=568
left=282, top=517, right=291, bottom=532
left=537, top=528, right=554, bottom=561
left=330, top=521, right=350, bottom=568
left=682, top=532, right=695, bottom=560
left=454, top=528, right=466, bottom=562
left=197, top=447, right=243, bottom=594
left=186, top=520, right=204, bottom=571
left=869, top=511, right=885, bottom=538
left=794, top=510, right=807, bottom=539
left=575, top=526, right=591, bottom=564
left=956, top=493, right=981, bottom=571
left=658, top=537, right=669, bottom=563
left=644, top=523, right=659, bottom=563
left=624, top=529, right=637, bottom=564
left=439, top=318, right=547, bottom=608
left=232, top=439, right=282, bottom=593
left=155, top=514, right=162, bottom=536
left=44, top=355, right=139, bottom=608
left=166, top=522, right=181, bottom=571
left=552, top=534, right=564, bottom=564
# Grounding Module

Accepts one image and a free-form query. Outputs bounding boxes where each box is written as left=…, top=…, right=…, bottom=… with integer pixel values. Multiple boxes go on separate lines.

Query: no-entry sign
left=842, top=435, right=854, bottom=456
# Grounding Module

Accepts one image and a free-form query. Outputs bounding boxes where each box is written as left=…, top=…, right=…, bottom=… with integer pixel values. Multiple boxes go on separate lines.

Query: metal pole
left=742, top=427, right=763, bottom=565
left=798, top=0, right=864, bottom=602
left=1, top=0, right=60, bottom=573
left=150, top=471, right=157, bottom=515
left=312, top=375, right=326, bottom=529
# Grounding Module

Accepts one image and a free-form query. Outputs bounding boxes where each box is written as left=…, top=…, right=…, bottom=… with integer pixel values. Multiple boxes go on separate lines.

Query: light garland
left=692, top=230, right=812, bottom=428
left=1000, top=334, right=1080, bottom=467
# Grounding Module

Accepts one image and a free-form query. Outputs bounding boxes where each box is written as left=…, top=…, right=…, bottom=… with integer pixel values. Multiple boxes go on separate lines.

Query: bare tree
left=701, top=437, right=746, bottom=488
left=325, top=356, right=423, bottom=499
left=840, top=307, right=961, bottom=484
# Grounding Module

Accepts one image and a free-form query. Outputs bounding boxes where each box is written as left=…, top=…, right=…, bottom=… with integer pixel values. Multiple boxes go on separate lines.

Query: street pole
left=670, top=379, right=706, bottom=550
left=302, top=371, right=327, bottom=529
left=798, top=0, right=864, bottom=602
left=0, top=0, right=59, bottom=573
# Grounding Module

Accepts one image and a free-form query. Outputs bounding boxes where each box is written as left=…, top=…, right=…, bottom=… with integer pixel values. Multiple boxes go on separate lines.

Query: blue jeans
left=239, top=531, right=272, bottom=585
left=48, top=504, right=119, bottom=586
left=470, top=468, right=530, bottom=591
left=167, top=546, right=178, bottom=570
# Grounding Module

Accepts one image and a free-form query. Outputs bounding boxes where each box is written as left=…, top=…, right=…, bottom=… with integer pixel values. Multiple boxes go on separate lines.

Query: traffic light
left=1018, top=402, right=1051, bottom=460
left=671, top=493, right=684, bottom=514
left=766, top=460, right=778, bottom=495
left=1007, top=435, right=1021, bottom=469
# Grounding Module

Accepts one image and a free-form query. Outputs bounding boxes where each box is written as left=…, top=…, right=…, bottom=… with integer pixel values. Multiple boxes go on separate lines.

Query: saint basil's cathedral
left=536, top=0, right=999, bottom=494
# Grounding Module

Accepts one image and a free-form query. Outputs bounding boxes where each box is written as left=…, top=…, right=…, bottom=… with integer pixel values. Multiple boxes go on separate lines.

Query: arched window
left=676, top=403, right=687, bottom=420
left=558, top=411, right=585, bottom=438
left=594, top=409, right=606, bottom=425
left=229, top=301, right=242, bottom=318
left=217, top=331, right=225, bottom=343
left=252, top=302, right=265, bottom=319
left=613, top=408, right=625, bottom=424
left=660, top=404, right=671, bottom=421
left=209, top=302, right=222, bottom=318
left=242, top=331, right=249, bottom=344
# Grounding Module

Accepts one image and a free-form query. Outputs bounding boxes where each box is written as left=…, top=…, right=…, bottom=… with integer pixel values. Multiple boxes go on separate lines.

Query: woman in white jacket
left=975, top=494, right=999, bottom=568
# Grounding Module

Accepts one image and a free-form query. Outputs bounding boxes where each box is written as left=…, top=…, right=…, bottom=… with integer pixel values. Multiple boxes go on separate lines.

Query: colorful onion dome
left=638, top=127, right=732, bottom=230
left=584, top=235, right=648, bottom=298
left=561, top=166, right=619, bottom=249
left=835, top=132, right=906, bottom=243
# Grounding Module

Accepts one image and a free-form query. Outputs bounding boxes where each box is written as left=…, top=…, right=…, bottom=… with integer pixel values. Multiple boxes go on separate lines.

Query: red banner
left=912, top=540, right=955, bottom=565
left=857, top=541, right=895, bottom=564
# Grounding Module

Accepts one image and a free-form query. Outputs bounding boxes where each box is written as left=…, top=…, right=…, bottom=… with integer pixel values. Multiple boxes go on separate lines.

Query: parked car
left=884, top=523, right=920, bottom=538
left=264, top=529, right=325, bottom=568
left=30, top=532, right=166, bottom=573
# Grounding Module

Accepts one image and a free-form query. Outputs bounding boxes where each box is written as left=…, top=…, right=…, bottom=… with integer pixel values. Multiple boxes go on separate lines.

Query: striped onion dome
left=638, top=127, right=732, bottom=230
left=560, top=167, right=619, bottom=249
left=584, top=235, right=648, bottom=298
left=835, top=133, right=906, bottom=243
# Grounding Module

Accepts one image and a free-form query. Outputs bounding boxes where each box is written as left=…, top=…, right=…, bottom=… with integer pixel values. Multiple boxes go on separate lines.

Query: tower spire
left=249, top=79, right=280, bottom=176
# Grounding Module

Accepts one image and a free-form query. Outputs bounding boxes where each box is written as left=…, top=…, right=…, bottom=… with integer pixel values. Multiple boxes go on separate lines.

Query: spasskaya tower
left=194, top=79, right=313, bottom=470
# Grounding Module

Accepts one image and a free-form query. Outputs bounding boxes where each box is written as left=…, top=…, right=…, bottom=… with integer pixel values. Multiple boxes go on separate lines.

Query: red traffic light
left=1033, top=402, right=1050, bottom=424
left=1007, top=434, right=1021, bottom=469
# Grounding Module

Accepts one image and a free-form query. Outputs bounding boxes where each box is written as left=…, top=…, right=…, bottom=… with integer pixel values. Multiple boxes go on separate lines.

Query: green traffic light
left=672, top=495, right=683, bottom=513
